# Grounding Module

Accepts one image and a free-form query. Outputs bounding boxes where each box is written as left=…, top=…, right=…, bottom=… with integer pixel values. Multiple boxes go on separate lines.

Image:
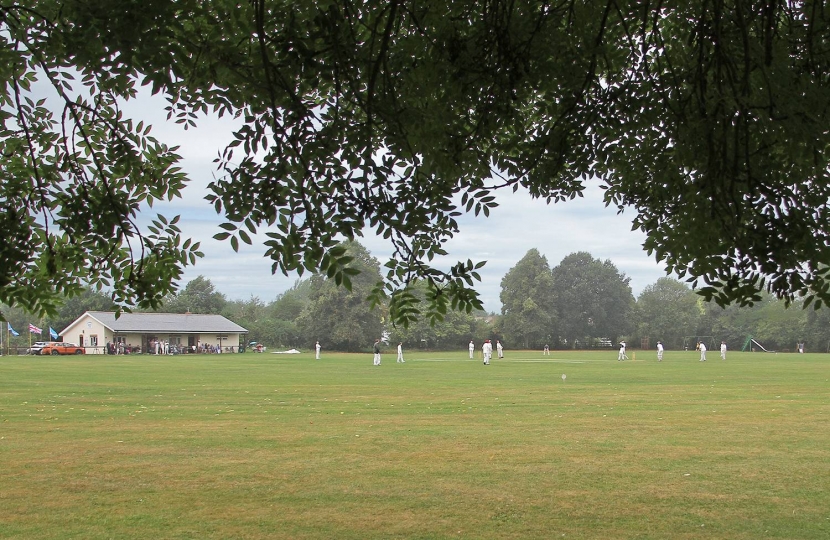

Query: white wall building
left=60, top=311, right=248, bottom=354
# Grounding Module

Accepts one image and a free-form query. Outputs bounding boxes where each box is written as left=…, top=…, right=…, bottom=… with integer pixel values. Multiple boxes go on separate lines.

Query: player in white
left=482, top=339, right=493, bottom=365
left=397, top=342, right=405, bottom=363
left=315, top=341, right=321, bottom=360
left=720, top=341, right=726, bottom=360
left=656, top=341, right=664, bottom=362
left=373, top=339, right=381, bottom=366
left=699, top=341, right=707, bottom=361
left=618, top=340, right=628, bottom=361
left=468, top=340, right=475, bottom=359
left=543, top=344, right=550, bottom=355
left=496, top=340, right=504, bottom=359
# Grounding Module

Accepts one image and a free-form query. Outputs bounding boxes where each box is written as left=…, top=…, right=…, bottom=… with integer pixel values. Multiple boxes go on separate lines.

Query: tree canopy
left=387, top=279, right=482, bottom=350
left=499, top=249, right=555, bottom=349
left=160, top=275, right=227, bottom=314
left=295, top=241, right=385, bottom=351
left=551, top=252, right=634, bottom=347
left=635, top=277, right=703, bottom=350
left=4, top=1, right=830, bottom=323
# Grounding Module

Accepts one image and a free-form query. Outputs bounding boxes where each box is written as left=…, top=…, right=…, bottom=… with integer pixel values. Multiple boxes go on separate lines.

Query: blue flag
left=49, top=327, right=59, bottom=339
left=8, top=323, right=20, bottom=337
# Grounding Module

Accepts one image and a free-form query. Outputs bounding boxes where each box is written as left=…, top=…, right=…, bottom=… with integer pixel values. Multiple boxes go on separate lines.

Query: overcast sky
left=132, top=93, right=673, bottom=313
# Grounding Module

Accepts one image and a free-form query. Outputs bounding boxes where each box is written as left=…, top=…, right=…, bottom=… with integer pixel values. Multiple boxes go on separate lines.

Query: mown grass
left=1, top=349, right=828, bottom=539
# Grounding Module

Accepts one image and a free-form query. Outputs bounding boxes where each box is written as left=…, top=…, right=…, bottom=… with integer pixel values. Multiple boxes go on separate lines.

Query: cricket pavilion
left=60, top=311, right=248, bottom=354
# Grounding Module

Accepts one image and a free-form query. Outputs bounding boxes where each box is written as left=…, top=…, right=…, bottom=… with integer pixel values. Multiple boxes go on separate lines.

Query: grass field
left=1, top=348, right=829, bottom=539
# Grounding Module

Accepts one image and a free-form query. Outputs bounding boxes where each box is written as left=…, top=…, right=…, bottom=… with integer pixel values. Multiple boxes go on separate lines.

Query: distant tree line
left=3, top=242, right=829, bottom=354
left=499, top=249, right=827, bottom=353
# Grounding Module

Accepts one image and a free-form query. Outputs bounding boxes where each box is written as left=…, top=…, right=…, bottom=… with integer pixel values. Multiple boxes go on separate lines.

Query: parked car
left=29, top=342, right=50, bottom=355
left=31, top=342, right=85, bottom=355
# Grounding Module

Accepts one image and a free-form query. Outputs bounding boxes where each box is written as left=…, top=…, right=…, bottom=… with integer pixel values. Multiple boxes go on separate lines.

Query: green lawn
left=1, top=349, right=828, bottom=539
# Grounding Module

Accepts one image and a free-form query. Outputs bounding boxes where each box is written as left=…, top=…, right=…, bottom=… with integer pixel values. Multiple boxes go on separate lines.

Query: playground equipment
left=741, top=335, right=775, bottom=353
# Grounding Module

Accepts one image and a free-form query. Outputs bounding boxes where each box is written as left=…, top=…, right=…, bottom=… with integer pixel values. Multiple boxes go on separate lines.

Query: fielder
left=373, top=339, right=381, bottom=366
left=482, top=339, right=493, bottom=365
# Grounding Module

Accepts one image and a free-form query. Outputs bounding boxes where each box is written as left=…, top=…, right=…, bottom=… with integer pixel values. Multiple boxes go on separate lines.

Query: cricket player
left=373, top=339, right=381, bottom=366
left=618, top=341, right=628, bottom=361
left=482, top=339, right=492, bottom=365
